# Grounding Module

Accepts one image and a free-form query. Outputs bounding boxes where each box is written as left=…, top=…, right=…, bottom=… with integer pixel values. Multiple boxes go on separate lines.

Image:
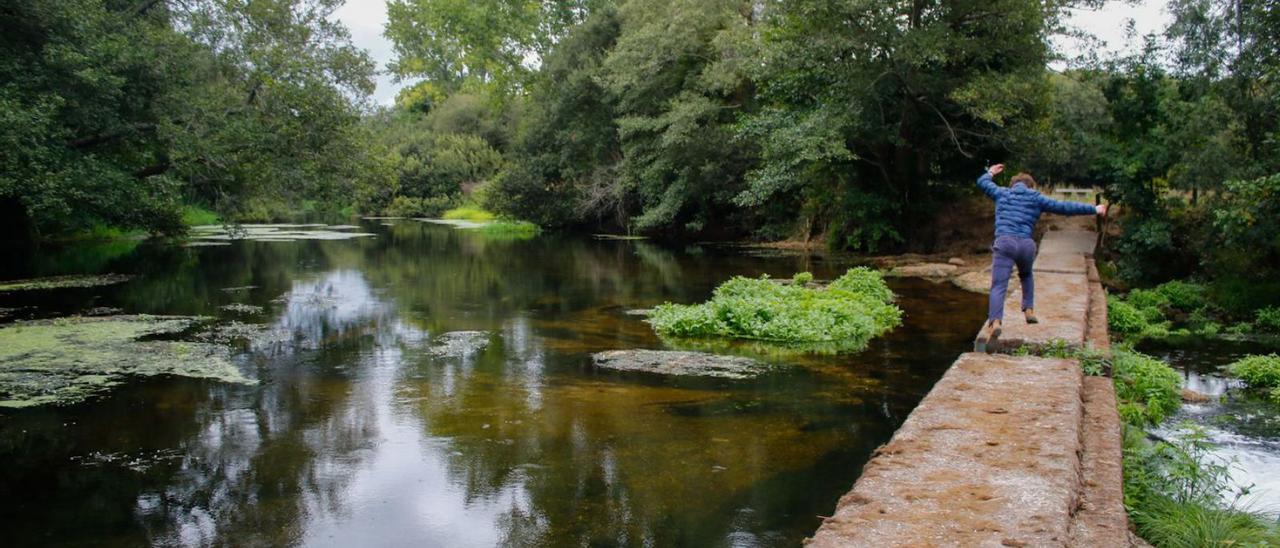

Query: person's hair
left=1011, top=172, right=1037, bottom=189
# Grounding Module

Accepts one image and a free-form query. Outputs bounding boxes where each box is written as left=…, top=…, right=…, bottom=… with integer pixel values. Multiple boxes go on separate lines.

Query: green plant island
left=646, top=268, right=902, bottom=354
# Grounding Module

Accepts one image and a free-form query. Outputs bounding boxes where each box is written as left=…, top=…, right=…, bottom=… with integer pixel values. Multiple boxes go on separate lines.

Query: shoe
left=975, top=320, right=1002, bottom=353
left=1025, top=309, right=1039, bottom=324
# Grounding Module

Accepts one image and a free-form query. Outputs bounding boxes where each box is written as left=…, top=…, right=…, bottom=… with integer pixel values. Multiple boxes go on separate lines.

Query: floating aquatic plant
left=0, top=274, right=132, bottom=292
left=0, top=315, right=253, bottom=408
left=647, top=268, right=902, bottom=354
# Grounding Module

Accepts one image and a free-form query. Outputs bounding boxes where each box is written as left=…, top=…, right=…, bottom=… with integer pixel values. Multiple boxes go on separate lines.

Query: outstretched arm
left=976, top=164, right=1004, bottom=200
left=1037, top=193, right=1104, bottom=216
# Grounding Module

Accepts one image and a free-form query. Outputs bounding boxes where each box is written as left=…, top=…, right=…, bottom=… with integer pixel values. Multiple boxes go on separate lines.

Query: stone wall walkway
left=808, top=226, right=1132, bottom=547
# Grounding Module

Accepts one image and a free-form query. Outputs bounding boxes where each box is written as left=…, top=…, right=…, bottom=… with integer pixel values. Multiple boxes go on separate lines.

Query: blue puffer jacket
left=978, top=172, right=1096, bottom=238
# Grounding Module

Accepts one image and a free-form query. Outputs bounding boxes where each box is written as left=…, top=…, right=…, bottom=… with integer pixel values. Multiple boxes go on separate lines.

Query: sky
left=335, top=0, right=1174, bottom=106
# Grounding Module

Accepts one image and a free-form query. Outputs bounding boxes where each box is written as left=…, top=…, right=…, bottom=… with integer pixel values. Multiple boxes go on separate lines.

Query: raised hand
left=988, top=163, right=1005, bottom=176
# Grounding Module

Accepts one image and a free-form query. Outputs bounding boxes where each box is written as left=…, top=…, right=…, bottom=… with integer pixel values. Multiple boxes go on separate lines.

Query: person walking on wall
left=975, top=163, right=1107, bottom=352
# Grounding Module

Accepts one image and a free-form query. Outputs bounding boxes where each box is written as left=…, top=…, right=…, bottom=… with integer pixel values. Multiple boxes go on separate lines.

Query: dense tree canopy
left=4, top=0, right=1279, bottom=310
left=0, top=0, right=376, bottom=236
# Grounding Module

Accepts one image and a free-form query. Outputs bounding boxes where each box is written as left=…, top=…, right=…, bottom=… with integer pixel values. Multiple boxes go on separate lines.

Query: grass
left=441, top=206, right=496, bottom=222
left=647, top=268, right=902, bottom=353
left=1122, top=425, right=1280, bottom=547
left=476, top=220, right=540, bottom=239
left=1112, top=348, right=1183, bottom=427
left=181, top=205, right=221, bottom=226
left=1226, top=354, right=1280, bottom=403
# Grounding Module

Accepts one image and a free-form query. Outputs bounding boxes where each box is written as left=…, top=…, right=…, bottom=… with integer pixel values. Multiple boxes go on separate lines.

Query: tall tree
left=384, top=0, right=609, bottom=99
left=738, top=0, right=1095, bottom=251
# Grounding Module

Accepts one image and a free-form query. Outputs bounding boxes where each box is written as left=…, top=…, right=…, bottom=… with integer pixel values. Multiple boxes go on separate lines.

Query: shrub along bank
left=1102, top=347, right=1280, bottom=546
left=1108, top=280, right=1280, bottom=343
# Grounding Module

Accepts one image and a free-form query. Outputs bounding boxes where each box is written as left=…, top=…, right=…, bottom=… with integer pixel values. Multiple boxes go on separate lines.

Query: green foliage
left=1122, top=424, right=1280, bottom=547
left=1012, top=341, right=1110, bottom=377
left=384, top=196, right=457, bottom=218
left=647, top=268, right=901, bottom=353
left=476, top=221, right=541, bottom=240
left=442, top=207, right=496, bottom=222
left=1112, top=349, right=1182, bottom=427
left=1254, top=307, right=1280, bottom=333
left=1226, top=355, right=1280, bottom=403
left=0, top=0, right=378, bottom=237
left=1108, top=295, right=1172, bottom=340
left=181, top=205, right=221, bottom=226
left=791, top=272, right=813, bottom=285
left=739, top=0, right=1068, bottom=251
left=385, top=0, right=607, bottom=97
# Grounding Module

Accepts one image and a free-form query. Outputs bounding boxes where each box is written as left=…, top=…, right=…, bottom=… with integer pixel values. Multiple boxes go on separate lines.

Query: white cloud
left=334, top=0, right=402, bottom=106
left=1056, top=0, right=1172, bottom=66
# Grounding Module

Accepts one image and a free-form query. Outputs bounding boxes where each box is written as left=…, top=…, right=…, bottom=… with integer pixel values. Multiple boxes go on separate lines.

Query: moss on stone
left=0, top=315, right=253, bottom=408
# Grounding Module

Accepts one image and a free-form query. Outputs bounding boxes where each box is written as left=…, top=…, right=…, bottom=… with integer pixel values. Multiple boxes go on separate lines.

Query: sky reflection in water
left=0, top=221, right=987, bottom=547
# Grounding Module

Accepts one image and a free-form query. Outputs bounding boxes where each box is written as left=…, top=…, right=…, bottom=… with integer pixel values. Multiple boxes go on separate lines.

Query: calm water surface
left=0, top=221, right=985, bottom=547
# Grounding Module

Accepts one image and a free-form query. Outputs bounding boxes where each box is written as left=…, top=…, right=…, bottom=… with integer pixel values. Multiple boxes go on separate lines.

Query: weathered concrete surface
left=592, top=350, right=767, bottom=379
left=1070, top=377, right=1129, bottom=546
left=1041, top=229, right=1098, bottom=256
left=813, top=219, right=1134, bottom=546
left=808, top=354, right=1084, bottom=547
left=984, top=271, right=1090, bottom=352
left=977, top=227, right=1098, bottom=352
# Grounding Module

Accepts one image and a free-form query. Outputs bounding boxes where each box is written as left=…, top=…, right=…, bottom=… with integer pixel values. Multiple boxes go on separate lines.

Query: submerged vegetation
left=647, top=268, right=901, bottom=353
left=0, top=274, right=132, bottom=293
left=0, top=316, right=251, bottom=408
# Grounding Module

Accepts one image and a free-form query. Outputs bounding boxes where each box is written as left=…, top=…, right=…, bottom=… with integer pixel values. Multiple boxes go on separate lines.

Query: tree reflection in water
left=0, top=221, right=986, bottom=546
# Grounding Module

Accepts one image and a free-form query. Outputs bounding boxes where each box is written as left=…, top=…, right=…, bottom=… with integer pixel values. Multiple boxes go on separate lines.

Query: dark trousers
left=988, top=235, right=1037, bottom=321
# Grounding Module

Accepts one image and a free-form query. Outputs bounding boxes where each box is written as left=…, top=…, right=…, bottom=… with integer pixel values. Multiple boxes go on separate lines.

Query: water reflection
left=0, top=221, right=986, bottom=546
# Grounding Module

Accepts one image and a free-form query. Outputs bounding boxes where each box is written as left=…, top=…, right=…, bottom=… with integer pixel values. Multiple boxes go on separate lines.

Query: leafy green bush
left=792, top=272, right=814, bottom=285
left=442, top=206, right=496, bottom=222
left=1154, top=280, right=1207, bottom=312
left=1112, top=349, right=1182, bottom=426
left=1127, top=288, right=1170, bottom=311
left=475, top=221, right=540, bottom=240
left=1255, top=307, right=1280, bottom=333
left=181, top=205, right=220, bottom=226
left=384, top=195, right=456, bottom=218
left=648, top=268, right=902, bottom=353
left=1226, top=354, right=1280, bottom=403
left=1109, top=296, right=1171, bottom=339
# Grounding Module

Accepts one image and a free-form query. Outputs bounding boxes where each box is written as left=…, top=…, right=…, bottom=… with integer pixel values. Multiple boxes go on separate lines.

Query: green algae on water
left=0, top=316, right=253, bottom=408
left=0, top=274, right=132, bottom=292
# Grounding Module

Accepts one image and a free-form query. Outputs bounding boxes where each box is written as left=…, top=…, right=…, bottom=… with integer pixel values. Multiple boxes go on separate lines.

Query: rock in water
left=1180, top=388, right=1212, bottom=403
left=951, top=270, right=992, bottom=294
left=885, top=263, right=959, bottom=278
left=592, top=350, right=768, bottom=379
left=427, top=331, right=491, bottom=358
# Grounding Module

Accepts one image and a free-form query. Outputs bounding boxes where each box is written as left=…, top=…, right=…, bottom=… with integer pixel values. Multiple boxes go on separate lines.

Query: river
left=0, top=219, right=986, bottom=547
